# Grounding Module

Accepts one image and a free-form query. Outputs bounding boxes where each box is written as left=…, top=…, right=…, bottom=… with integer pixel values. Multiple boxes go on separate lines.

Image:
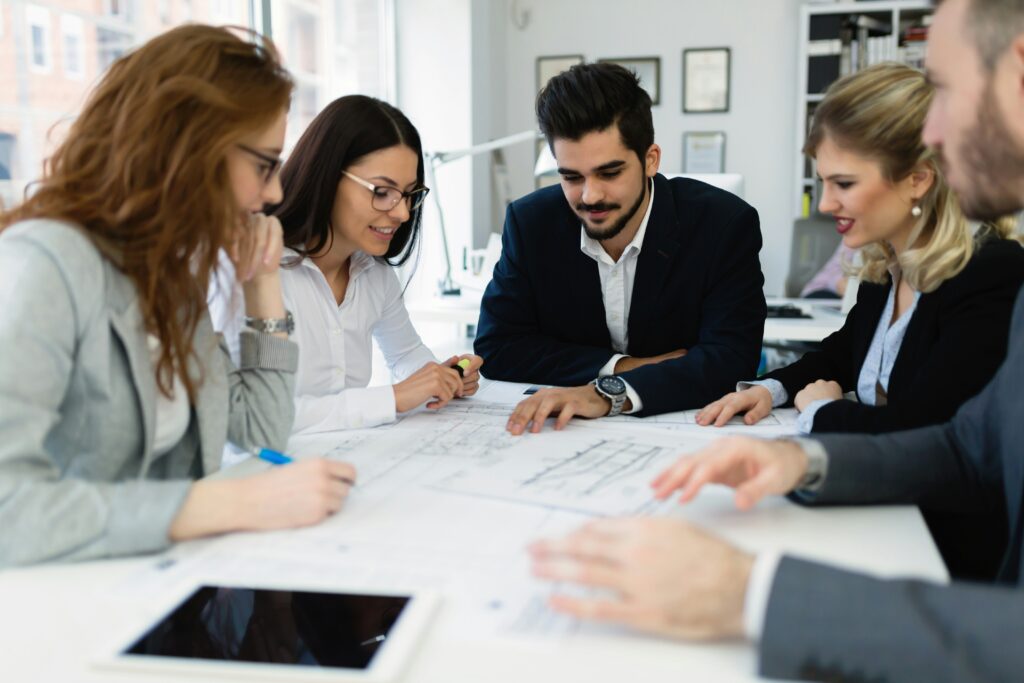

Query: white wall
left=487, top=0, right=803, bottom=295
left=395, top=0, right=474, bottom=302
left=396, top=0, right=804, bottom=296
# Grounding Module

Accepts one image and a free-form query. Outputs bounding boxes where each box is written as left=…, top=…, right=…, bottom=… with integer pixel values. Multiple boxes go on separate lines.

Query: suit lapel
left=106, top=271, right=156, bottom=474
left=628, top=175, right=682, bottom=349
left=851, top=282, right=891, bottom=373
left=563, top=212, right=612, bottom=347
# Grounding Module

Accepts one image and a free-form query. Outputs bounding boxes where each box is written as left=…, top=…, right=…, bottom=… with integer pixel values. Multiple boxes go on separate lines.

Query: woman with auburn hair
left=697, top=63, right=1024, bottom=580
left=0, top=25, right=356, bottom=568
left=211, top=95, right=482, bottom=435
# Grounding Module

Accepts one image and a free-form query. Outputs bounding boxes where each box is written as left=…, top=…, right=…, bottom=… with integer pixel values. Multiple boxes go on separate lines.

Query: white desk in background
left=0, top=381, right=945, bottom=683
left=408, top=291, right=847, bottom=344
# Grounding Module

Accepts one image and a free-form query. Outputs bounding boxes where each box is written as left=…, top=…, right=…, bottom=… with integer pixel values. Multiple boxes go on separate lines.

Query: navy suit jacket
left=474, top=173, right=766, bottom=416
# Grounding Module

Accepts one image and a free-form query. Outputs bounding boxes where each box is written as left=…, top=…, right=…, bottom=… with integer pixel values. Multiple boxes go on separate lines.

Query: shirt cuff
left=743, top=551, right=782, bottom=641
left=238, top=330, right=299, bottom=372
left=738, top=379, right=787, bottom=408
left=795, top=398, right=834, bottom=434
left=599, top=354, right=626, bottom=377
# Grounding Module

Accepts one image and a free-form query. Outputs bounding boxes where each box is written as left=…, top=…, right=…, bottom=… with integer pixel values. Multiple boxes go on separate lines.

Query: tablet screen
left=123, top=586, right=410, bottom=671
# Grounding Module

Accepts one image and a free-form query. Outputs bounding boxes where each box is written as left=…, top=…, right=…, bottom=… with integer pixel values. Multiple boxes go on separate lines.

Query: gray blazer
left=759, top=285, right=1024, bottom=682
left=0, top=220, right=298, bottom=567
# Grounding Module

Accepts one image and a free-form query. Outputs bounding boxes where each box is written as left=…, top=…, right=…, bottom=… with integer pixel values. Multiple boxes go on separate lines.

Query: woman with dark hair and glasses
left=211, top=95, right=482, bottom=435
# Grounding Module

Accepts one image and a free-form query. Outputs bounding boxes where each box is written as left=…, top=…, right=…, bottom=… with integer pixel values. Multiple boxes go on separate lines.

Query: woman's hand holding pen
left=453, top=354, right=484, bottom=397
left=168, top=458, right=357, bottom=541
left=393, top=355, right=481, bottom=412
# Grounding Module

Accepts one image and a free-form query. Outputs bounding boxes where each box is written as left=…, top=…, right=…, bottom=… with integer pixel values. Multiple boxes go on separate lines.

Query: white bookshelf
left=793, top=0, right=933, bottom=220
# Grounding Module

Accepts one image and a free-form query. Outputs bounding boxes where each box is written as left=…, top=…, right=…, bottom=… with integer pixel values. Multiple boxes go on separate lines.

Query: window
left=61, top=15, right=85, bottom=79
left=96, top=28, right=132, bottom=72
left=103, top=0, right=131, bottom=20
left=1, top=0, right=394, bottom=204
left=271, top=0, right=395, bottom=151
left=26, top=5, right=52, bottom=74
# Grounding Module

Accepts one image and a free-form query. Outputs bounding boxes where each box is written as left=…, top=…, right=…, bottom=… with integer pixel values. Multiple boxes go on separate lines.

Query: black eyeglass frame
left=237, top=143, right=284, bottom=183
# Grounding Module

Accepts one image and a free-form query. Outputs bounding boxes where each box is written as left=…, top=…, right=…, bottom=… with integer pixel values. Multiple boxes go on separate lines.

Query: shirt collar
left=579, top=178, right=655, bottom=264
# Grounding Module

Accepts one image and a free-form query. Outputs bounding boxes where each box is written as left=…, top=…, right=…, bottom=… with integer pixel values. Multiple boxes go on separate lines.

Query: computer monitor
left=662, top=173, right=745, bottom=200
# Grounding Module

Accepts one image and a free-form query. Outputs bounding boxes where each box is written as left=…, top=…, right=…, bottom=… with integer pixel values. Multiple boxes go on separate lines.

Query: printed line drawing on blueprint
left=430, top=426, right=711, bottom=517
left=287, top=413, right=522, bottom=491
left=398, top=412, right=519, bottom=458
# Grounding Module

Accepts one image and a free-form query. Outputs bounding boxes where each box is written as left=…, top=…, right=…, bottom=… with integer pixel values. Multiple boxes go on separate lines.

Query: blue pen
left=254, top=447, right=293, bottom=465
left=253, top=447, right=356, bottom=487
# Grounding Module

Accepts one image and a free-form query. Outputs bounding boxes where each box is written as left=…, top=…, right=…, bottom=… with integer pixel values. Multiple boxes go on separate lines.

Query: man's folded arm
left=620, top=205, right=766, bottom=415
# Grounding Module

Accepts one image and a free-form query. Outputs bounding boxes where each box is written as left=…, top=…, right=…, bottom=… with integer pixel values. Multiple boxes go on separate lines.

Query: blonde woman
left=699, top=63, right=1024, bottom=436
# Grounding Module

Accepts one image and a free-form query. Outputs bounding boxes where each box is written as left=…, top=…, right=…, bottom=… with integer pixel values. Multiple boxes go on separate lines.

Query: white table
left=763, top=297, right=846, bottom=342
left=409, top=293, right=846, bottom=344
left=0, top=389, right=946, bottom=683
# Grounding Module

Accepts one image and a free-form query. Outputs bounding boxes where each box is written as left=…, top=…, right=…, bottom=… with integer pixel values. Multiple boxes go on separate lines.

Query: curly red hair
left=1, top=25, right=293, bottom=399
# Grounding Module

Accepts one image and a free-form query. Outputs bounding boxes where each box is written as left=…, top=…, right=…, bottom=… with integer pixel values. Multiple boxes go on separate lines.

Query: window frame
left=25, top=4, right=53, bottom=75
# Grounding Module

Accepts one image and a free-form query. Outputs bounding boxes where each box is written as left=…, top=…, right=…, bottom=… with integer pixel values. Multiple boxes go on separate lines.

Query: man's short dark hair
left=942, top=0, right=1024, bottom=71
left=536, top=62, right=654, bottom=163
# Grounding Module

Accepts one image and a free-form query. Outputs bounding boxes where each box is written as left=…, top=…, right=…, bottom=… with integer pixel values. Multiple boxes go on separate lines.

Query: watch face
left=598, top=376, right=627, bottom=396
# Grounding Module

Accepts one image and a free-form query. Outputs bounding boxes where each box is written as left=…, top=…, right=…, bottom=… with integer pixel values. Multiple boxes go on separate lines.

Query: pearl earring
left=911, top=204, right=922, bottom=218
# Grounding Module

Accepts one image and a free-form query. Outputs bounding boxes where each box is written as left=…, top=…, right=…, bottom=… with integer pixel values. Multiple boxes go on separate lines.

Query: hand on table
left=506, top=385, right=618, bottom=435
left=794, top=380, right=843, bottom=412
left=530, top=517, right=754, bottom=640
left=696, top=385, right=774, bottom=427
left=651, top=436, right=809, bottom=511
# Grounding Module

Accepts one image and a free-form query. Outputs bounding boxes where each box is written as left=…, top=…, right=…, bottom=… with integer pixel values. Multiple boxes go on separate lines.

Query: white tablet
left=95, top=584, right=438, bottom=681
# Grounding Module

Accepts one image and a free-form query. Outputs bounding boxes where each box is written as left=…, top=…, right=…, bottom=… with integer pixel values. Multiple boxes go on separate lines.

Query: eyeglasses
left=342, top=170, right=430, bottom=212
left=237, top=144, right=283, bottom=184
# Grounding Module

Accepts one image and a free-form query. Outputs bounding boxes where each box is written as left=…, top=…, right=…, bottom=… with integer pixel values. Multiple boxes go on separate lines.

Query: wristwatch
left=782, top=437, right=829, bottom=492
left=592, top=375, right=628, bottom=417
left=244, top=310, right=295, bottom=335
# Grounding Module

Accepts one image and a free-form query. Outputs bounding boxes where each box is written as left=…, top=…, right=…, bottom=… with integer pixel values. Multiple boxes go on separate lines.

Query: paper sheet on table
left=118, top=399, right=774, bottom=644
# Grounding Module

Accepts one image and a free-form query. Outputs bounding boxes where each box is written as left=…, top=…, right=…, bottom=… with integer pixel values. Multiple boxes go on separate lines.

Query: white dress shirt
left=208, top=249, right=436, bottom=435
left=580, top=180, right=655, bottom=413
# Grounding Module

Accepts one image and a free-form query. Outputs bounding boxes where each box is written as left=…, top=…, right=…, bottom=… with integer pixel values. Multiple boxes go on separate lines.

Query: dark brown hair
left=272, top=95, right=425, bottom=266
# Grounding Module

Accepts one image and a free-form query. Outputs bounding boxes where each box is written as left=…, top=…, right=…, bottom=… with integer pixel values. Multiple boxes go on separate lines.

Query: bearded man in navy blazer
left=474, top=62, right=767, bottom=432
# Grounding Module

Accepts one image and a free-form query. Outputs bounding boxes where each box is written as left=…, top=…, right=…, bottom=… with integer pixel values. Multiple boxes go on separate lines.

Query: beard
left=578, top=175, right=648, bottom=241
left=946, top=79, right=1024, bottom=221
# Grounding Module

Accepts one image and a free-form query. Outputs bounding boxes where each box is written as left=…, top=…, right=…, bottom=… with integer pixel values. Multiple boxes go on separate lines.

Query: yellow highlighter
left=452, top=358, right=472, bottom=377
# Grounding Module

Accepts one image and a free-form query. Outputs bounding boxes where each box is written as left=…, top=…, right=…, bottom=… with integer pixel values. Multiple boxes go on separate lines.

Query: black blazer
left=474, top=173, right=766, bottom=416
left=763, top=235, right=1024, bottom=434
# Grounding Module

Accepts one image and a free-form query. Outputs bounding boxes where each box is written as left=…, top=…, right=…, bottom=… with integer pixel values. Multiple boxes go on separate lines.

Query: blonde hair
left=805, top=63, right=1014, bottom=293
